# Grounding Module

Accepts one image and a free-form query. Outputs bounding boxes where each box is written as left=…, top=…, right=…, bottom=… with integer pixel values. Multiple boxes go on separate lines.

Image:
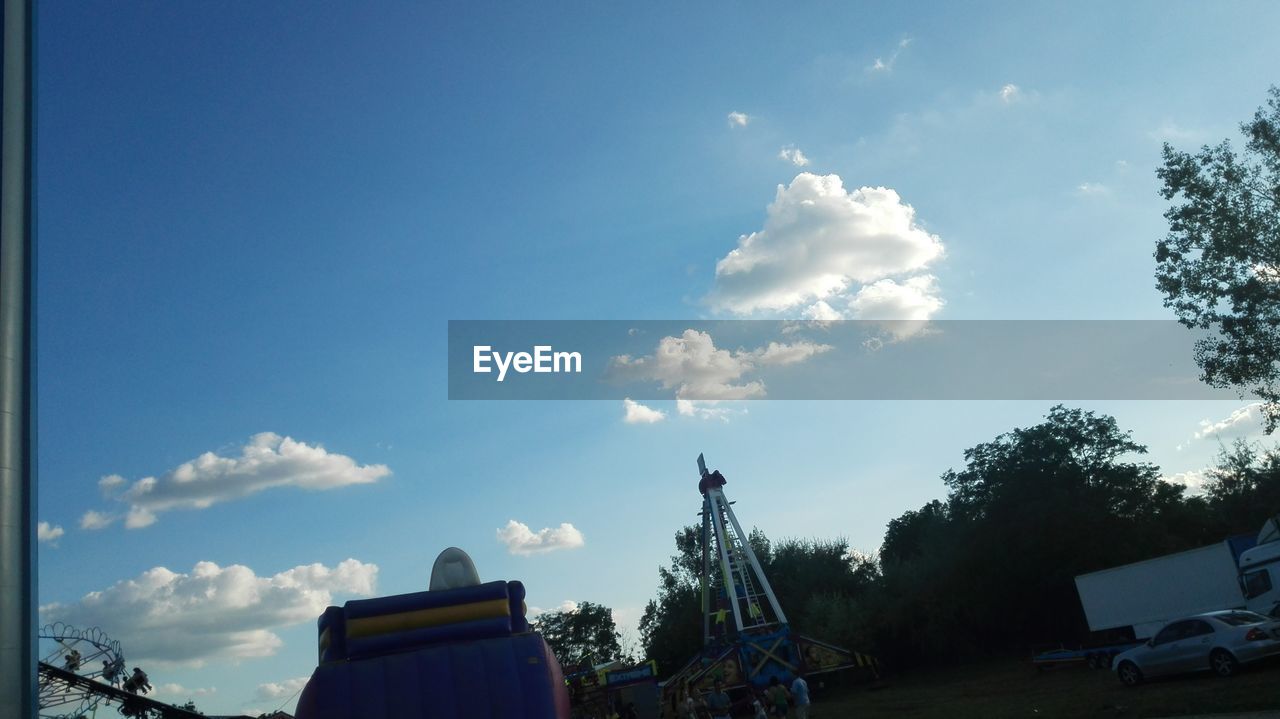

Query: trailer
left=1075, top=540, right=1254, bottom=640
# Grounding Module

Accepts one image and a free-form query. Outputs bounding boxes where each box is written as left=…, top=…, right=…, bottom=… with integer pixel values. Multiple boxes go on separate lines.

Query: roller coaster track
left=38, top=662, right=204, bottom=719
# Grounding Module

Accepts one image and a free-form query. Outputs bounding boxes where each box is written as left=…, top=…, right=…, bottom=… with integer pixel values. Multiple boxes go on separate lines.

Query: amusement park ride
left=660, top=455, right=878, bottom=702
left=36, top=623, right=202, bottom=719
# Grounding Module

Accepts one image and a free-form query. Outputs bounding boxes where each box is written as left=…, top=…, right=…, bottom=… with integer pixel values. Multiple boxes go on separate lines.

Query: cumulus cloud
left=999, top=84, right=1020, bottom=103
left=708, top=174, right=944, bottom=317
left=80, top=510, right=115, bottom=531
left=1162, top=469, right=1210, bottom=491
left=622, top=398, right=666, bottom=424
left=98, top=474, right=126, bottom=496
left=38, top=521, right=65, bottom=544
left=727, top=111, right=750, bottom=128
left=801, top=301, right=843, bottom=322
left=39, top=559, right=377, bottom=666
left=257, top=677, right=310, bottom=701
left=610, top=329, right=831, bottom=400
left=850, top=276, right=943, bottom=321
left=497, top=520, right=585, bottom=556
left=528, top=600, right=580, bottom=618
left=778, top=146, right=810, bottom=167
left=1194, top=403, right=1265, bottom=441
left=90, top=433, right=390, bottom=529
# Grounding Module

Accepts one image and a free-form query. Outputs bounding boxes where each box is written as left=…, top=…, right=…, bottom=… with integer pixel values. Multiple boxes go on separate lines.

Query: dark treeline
left=640, top=405, right=1280, bottom=675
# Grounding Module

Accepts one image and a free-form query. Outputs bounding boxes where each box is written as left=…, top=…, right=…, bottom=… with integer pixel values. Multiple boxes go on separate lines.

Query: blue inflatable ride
left=295, top=548, right=571, bottom=719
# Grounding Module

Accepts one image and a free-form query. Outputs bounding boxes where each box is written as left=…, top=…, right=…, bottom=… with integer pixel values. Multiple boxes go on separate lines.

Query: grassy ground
left=809, top=657, right=1280, bottom=718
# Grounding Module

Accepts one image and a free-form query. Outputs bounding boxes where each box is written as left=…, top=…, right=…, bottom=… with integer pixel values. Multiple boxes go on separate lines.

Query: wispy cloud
left=727, top=111, right=750, bottom=128
left=868, top=37, right=912, bottom=73
left=39, top=559, right=377, bottom=667
left=153, top=683, right=216, bottom=700
left=88, top=433, right=389, bottom=529
left=1076, top=182, right=1109, bottom=196
left=497, top=520, right=585, bottom=555
left=778, top=146, right=811, bottom=167
left=1149, top=121, right=1201, bottom=143
left=999, top=83, right=1020, bottom=103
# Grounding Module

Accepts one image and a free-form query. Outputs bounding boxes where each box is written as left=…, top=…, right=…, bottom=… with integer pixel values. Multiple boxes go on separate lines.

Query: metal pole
left=707, top=492, right=745, bottom=633
left=701, top=498, right=710, bottom=645
left=720, top=494, right=788, bottom=624
left=0, top=0, right=36, bottom=715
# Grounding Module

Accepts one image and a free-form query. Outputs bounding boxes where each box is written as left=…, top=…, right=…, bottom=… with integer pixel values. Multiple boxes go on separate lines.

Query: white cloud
left=497, top=520, right=585, bottom=556
left=868, top=37, right=911, bottom=72
left=850, top=276, right=943, bottom=321
left=612, top=330, right=832, bottom=401
left=91, top=433, right=390, bottom=529
left=744, top=340, right=833, bottom=366
left=1194, top=403, right=1265, bottom=440
left=256, top=677, right=310, bottom=701
left=676, top=399, right=735, bottom=422
left=849, top=276, right=944, bottom=340
left=622, top=398, right=666, bottom=424
left=1077, top=182, right=1109, bottom=195
left=778, top=146, right=810, bottom=167
left=801, top=301, right=842, bottom=322
left=708, top=173, right=944, bottom=316
left=1163, top=469, right=1210, bottom=491
left=727, top=112, right=750, bottom=128
left=528, top=600, right=580, bottom=618
left=80, top=510, right=115, bottom=531
left=611, top=329, right=763, bottom=400
left=39, top=559, right=377, bottom=666
left=153, top=683, right=216, bottom=700
left=999, top=84, right=1020, bottom=103
left=98, top=474, right=126, bottom=496
left=1150, top=121, right=1200, bottom=143
left=37, top=521, right=65, bottom=544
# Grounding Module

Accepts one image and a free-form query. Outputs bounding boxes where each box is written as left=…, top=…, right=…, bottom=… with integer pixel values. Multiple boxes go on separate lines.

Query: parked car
left=1113, top=610, right=1280, bottom=686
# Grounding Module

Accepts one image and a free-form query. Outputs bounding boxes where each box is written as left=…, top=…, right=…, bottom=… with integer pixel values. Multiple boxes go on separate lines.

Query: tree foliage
left=1156, top=86, right=1280, bottom=432
left=533, top=600, right=623, bottom=669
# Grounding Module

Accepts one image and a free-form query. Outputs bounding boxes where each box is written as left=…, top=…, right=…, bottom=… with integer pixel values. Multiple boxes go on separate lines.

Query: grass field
left=812, top=657, right=1280, bottom=718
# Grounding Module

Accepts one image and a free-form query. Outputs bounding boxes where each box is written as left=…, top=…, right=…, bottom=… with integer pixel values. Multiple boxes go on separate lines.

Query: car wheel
left=1086, top=654, right=1099, bottom=670
left=1117, top=661, right=1143, bottom=687
left=1210, top=649, right=1239, bottom=677
left=1099, top=653, right=1113, bottom=669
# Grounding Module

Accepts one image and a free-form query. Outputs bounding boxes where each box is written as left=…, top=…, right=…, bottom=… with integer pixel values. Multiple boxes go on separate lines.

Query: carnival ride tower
left=698, top=453, right=788, bottom=644
left=660, top=454, right=873, bottom=699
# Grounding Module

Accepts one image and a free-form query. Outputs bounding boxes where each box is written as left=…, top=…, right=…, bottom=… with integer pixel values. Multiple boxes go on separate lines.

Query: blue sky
left=33, top=1, right=1280, bottom=714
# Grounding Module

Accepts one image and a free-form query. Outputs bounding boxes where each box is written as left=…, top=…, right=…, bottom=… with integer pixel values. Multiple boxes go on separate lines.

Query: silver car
left=1114, top=610, right=1280, bottom=686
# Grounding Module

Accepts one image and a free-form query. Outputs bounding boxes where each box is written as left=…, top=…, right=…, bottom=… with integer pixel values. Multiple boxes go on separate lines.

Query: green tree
left=1155, top=86, right=1280, bottom=432
left=533, top=601, right=623, bottom=669
left=1203, top=439, right=1280, bottom=534
left=639, top=526, right=703, bottom=677
left=875, top=406, right=1202, bottom=663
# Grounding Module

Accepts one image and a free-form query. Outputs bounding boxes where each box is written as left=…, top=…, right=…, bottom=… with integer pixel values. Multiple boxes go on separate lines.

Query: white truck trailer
left=1075, top=541, right=1250, bottom=640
